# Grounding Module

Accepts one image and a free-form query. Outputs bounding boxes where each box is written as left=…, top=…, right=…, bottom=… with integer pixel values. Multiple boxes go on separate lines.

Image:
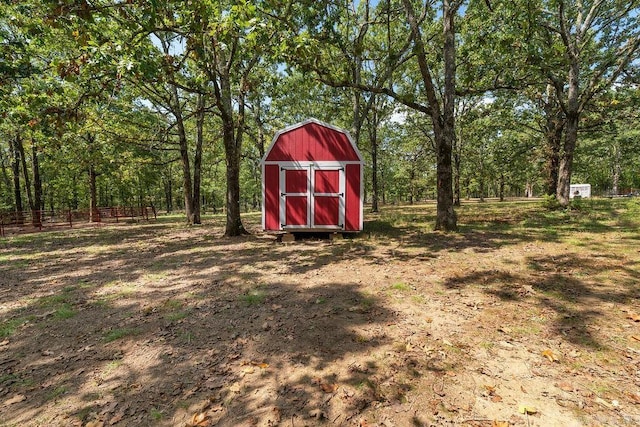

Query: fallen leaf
left=242, top=367, right=255, bottom=374
left=109, top=410, right=124, bottom=425
left=556, top=382, right=574, bottom=392
left=0, top=340, right=9, bottom=346
left=627, top=392, right=640, bottom=404
left=229, top=383, right=241, bottom=393
left=491, top=395, right=503, bottom=403
left=3, top=394, right=26, bottom=406
left=542, top=349, right=559, bottom=362
left=250, top=361, right=269, bottom=369
left=484, top=385, right=496, bottom=395
left=320, top=382, right=338, bottom=393
left=85, top=421, right=104, bottom=427
left=492, top=421, right=509, bottom=427
left=188, top=412, right=210, bottom=427
left=359, top=419, right=372, bottom=427
left=520, top=385, right=528, bottom=393
left=518, top=405, right=537, bottom=414
left=626, top=313, right=640, bottom=322
left=498, top=326, right=513, bottom=334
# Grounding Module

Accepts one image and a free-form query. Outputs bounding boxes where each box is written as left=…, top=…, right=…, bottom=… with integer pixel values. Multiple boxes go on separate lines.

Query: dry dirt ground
left=1, top=200, right=640, bottom=427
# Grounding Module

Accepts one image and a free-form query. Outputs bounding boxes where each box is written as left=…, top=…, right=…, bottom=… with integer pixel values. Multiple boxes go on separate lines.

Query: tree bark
left=89, top=163, right=99, bottom=222
left=192, top=94, right=205, bottom=224
left=172, top=87, right=195, bottom=224
left=32, top=138, right=43, bottom=227
left=16, top=134, right=34, bottom=213
left=10, top=134, right=24, bottom=224
left=453, top=127, right=462, bottom=207
left=164, top=164, right=173, bottom=213
left=436, top=0, right=458, bottom=230
left=218, top=72, right=247, bottom=237
left=557, top=111, right=578, bottom=206
left=402, top=0, right=457, bottom=231
left=0, top=147, right=12, bottom=198
left=557, top=57, right=581, bottom=207
left=542, top=85, right=564, bottom=196
left=370, top=111, right=379, bottom=213
left=612, top=141, right=621, bottom=195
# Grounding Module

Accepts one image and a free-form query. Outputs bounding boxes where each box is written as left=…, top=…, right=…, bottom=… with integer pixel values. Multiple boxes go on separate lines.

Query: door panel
left=314, top=196, right=340, bottom=226
left=282, top=168, right=309, bottom=228
left=280, top=165, right=345, bottom=230
left=285, top=196, right=308, bottom=226
left=312, top=168, right=343, bottom=228
left=285, top=169, right=308, bottom=193
left=314, top=170, right=340, bottom=194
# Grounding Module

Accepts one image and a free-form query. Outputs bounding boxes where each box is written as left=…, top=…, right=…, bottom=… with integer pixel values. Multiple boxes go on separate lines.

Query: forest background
left=1, top=0, right=639, bottom=235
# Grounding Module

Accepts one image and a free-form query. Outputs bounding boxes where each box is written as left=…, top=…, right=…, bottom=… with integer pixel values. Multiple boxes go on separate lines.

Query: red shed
left=261, top=118, right=364, bottom=233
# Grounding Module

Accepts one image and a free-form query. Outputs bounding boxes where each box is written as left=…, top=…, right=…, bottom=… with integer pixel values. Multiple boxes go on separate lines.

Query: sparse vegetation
left=1, top=200, right=639, bottom=426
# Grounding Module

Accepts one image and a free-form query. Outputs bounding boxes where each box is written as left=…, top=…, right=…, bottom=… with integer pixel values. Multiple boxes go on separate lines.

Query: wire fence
left=0, top=206, right=157, bottom=237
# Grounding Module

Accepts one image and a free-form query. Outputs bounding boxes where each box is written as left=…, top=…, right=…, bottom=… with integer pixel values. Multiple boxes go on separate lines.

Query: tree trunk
left=499, top=172, right=505, bottom=202
left=192, top=94, right=205, bottom=224
left=32, top=139, right=43, bottom=227
left=16, top=134, right=34, bottom=213
left=370, top=122, right=379, bottom=213
left=557, top=57, right=581, bottom=207
left=544, top=112, right=564, bottom=196
left=220, top=74, right=247, bottom=237
left=435, top=0, right=458, bottom=230
left=557, top=112, right=578, bottom=206
left=164, top=164, right=173, bottom=213
left=453, top=148, right=461, bottom=206
left=174, top=101, right=195, bottom=224
left=89, top=164, right=99, bottom=222
left=10, top=134, right=24, bottom=224
left=0, top=146, right=12, bottom=199
left=402, top=0, right=457, bottom=231
left=612, top=141, right=621, bottom=195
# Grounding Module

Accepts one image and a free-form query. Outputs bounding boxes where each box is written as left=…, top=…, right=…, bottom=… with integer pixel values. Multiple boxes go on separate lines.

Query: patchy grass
left=0, top=317, right=29, bottom=338
left=390, top=282, right=411, bottom=292
left=103, top=328, right=138, bottom=343
left=240, top=289, right=266, bottom=306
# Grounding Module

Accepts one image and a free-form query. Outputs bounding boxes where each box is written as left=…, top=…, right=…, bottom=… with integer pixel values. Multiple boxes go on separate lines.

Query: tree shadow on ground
left=0, top=222, right=443, bottom=426
left=442, top=252, right=640, bottom=348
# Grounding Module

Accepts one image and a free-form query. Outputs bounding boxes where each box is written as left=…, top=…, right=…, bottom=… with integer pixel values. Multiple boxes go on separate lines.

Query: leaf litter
left=1, top=204, right=640, bottom=426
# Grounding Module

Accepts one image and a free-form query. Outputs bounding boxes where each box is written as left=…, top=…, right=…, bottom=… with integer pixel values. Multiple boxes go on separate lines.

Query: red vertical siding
left=344, top=164, right=361, bottom=231
left=314, top=196, right=340, bottom=225
left=264, top=165, right=280, bottom=230
left=285, top=197, right=308, bottom=225
left=314, top=170, right=340, bottom=193
left=285, top=170, right=308, bottom=193
left=265, top=122, right=360, bottom=162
